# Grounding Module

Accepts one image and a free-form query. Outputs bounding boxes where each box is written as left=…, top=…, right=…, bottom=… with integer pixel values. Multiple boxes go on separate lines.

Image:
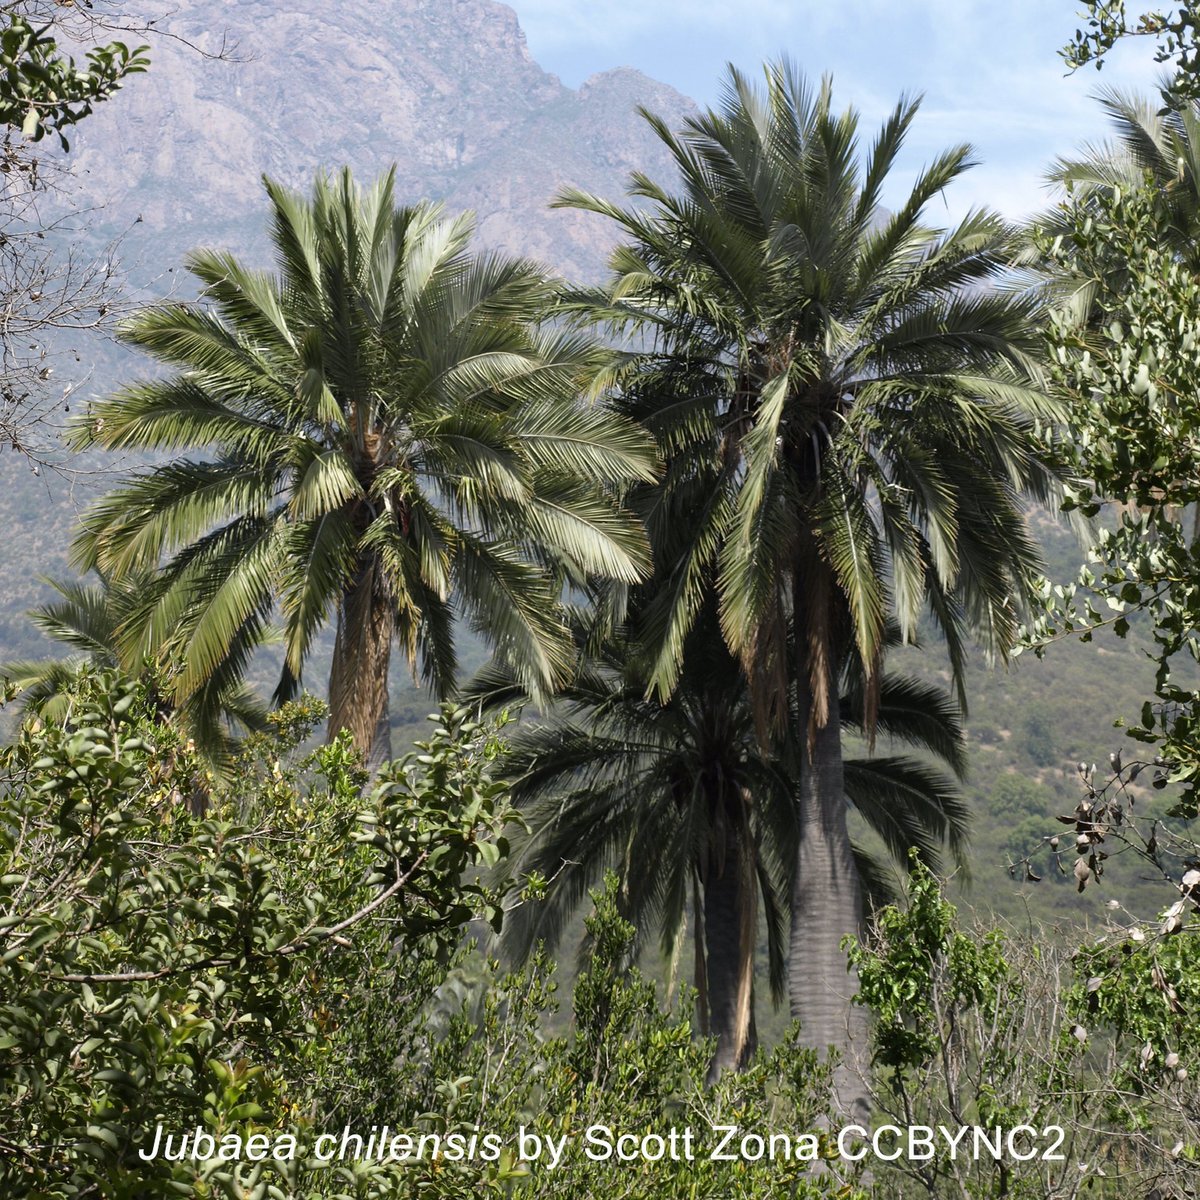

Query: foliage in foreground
left=0, top=673, right=512, bottom=1198
left=1062, top=2, right=1200, bottom=103
left=0, top=669, right=861, bottom=1199
left=851, top=858, right=1200, bottom=1199
left=1033, top=180, right=1200, bottom=817
left=298, top=876, right=858, bottom=1200
left=1, top=671, right=1198, bottom=1197
left=0, top=13, right=148, bottom=149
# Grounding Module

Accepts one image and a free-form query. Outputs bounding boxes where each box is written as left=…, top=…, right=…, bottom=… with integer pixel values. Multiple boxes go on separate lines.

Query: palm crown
left=71, top=168, right=657, bottom=759
left=469, top=610, right=968, bottom=1079
left=564, top=64, right=1061, bottom=730
left=0, top=571, right=266, bottom=776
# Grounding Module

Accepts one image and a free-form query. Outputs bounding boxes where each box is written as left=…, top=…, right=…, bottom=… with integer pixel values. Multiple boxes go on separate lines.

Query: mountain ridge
left=64, top=0, right=695, bottom=281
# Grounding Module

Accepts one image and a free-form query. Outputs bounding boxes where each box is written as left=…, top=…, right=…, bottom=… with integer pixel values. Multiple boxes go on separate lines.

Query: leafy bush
left=297, top=874, right=858, bottom=1200
left=0, top=672, right=513, bottom=1198
left=849, top=858, right=1199, bottom=1198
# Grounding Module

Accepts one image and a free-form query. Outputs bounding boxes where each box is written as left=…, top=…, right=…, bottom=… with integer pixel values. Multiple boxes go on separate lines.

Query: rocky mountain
left=68, top=0, right=694, bottom=279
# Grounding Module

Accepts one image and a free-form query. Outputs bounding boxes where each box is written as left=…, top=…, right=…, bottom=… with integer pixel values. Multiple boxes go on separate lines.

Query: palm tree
left=0, top=571, right=266, bottom=775
left=1048, top=86, right=1200, bottom=261
left=70, top=168, right=657, bottom=763
left=1038, top=87, right=1200, bottom=323
left=560, top=62, right=1061, bottom=1105
left=469, top=610, right=968, bottom=1082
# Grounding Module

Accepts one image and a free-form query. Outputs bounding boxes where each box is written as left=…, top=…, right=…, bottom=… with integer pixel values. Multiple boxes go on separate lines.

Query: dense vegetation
left=2, top=5, right=1200, bottom=1198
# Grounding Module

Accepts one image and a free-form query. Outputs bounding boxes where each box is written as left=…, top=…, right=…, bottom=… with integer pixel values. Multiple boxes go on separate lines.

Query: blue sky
left=514, top=1, right=1160, bottom=222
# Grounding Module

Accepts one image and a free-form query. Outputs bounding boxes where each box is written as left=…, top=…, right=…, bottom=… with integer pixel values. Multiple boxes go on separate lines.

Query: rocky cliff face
left=67, top=0, right=694, bottom=279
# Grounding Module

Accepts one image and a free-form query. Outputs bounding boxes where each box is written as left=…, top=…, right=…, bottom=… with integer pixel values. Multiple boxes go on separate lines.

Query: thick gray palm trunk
left=789, top=680, right=870, bottom=1120
left=328, top=559, right=393, bottom=770
left=703, top=796, right=758, bottom=1082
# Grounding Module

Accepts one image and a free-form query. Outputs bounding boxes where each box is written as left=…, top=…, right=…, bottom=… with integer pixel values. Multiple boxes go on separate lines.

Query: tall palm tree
left=469, top=611, right=968, bottom=1082
left=0, top=571, right=266, bottom=775
left=70, top=168, right=657, bottom=762
left=560, top=62, right=1061, bottom=1105
left=1048, top=86, right=1200, bottom=260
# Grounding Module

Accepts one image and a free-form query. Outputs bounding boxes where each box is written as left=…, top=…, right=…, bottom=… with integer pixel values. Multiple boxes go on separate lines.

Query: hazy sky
left=514, top=1, right=1161, bottom=223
